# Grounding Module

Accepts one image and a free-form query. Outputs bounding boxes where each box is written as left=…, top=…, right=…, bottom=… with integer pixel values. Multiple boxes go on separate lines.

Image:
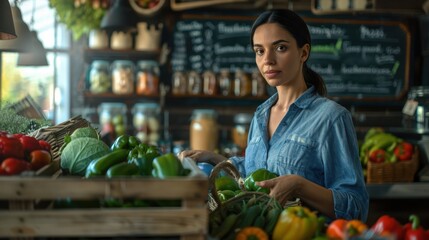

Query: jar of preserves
left=232, top=113, right=252, bottom=149
left=172, top=71, right=187, bottom=95
left=111, top=60, right=135, bottom=94
left=98, top=102, right=127, bottom=137
left=132, top=103, right=161, bottom=145
left=136, top=60, right=160, bottom=96
left=234, top=69, right=251, bottom=97
left=251, top=69, right=266, bottom=97
left=202, top=70, right=217, bottom=96
left=190, top=109, right=218, bottom=151
left=187, top=71, right=202, bottom=95
left=218, top=69, right=232, bottom=96
left=89, top=60, right=111, bottom=94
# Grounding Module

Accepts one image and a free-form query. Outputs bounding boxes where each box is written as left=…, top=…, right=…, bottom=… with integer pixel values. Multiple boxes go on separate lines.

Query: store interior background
left=1, top=0, right=429, bottom=227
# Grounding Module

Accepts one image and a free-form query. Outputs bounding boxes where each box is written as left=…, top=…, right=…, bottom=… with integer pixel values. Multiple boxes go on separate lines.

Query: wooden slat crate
left=0, top=175, right=208, bottom=240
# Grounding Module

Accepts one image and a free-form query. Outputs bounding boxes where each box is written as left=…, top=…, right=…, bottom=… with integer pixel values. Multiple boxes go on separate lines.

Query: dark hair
left=251, top=9, right=327, bottom=97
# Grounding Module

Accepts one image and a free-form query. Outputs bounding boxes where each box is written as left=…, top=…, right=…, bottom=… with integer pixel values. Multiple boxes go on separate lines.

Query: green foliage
left=48, top=0, right=106, bottom=40
left=0, top=102, right=51, bottom=134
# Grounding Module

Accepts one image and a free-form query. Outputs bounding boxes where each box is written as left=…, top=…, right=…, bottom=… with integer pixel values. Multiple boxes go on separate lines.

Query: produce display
left=0, top=131, right=52, bottom=175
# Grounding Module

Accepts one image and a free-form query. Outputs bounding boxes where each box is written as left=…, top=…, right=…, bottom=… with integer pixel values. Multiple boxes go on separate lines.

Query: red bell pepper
left=394, top=142, right=414, bottom=161
left=371, top=215, right=404, bottom=240
left=38, top=140, right=51, bottom=151
left=0, top=136, right=25, bottom=159
left=369, top=149, right=386, bottom=163
left=404, top=215, right=427, bottom=240
left=0, top=158, right=31, bottom=175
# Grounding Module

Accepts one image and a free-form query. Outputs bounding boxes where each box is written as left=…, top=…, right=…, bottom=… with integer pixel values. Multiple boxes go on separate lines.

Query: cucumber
left=106, top=162, right=140, bottom=178
left=85, top=149, right=129, bottom=177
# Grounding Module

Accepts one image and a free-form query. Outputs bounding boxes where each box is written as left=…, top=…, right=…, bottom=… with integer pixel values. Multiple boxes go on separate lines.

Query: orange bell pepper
left=327, top=219, right=368, bottom=239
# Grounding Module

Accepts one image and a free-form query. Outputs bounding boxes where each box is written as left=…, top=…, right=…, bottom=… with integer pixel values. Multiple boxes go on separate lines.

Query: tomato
left=0, top=158, right=31, bottom=175
left=29, top=150, right=52, bottom=170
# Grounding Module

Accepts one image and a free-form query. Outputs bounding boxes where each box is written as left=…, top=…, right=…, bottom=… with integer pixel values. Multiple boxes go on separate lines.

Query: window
left=1, top=0, right=71, bottom=124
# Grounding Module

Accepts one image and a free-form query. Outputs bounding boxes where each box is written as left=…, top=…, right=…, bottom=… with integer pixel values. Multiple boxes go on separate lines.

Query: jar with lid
left=190, top=109, right=218, bottom=151
left=136, top=60, right=159, bottom=96
left=172, top=71, right=187, bottom=95
left=232, top=113, right=252, bottom=149
left=111, top=60, right=135, bottom=94
left=202, top=70, right=217, bottom=96
left=218, top=69, right=232, bottom=96
left=98, top=102, right=127, bottom=137
left=89, top=60, right=111, bottom=94
left=403, top=86, right=429, bottom=130
left=187, top=71, right=202, bottom=95
left=132, top=103, right=161, bottom=145
left=251, top=69, right=266, bottom=97
left=234, top=69, right=252, bottom=97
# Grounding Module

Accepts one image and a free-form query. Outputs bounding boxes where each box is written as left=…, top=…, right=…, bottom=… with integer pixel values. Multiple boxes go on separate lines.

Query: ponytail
left=303, top=63, right=327, bottom=97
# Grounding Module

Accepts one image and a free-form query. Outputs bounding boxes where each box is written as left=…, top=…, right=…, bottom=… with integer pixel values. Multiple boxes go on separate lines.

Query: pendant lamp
left=0, top=6, right=33, bottom=52
left=0, top=0, right=17, bottom=40
left=100, top=0, right=138, bottom=32
left=17, top=31, right=48, bottom=66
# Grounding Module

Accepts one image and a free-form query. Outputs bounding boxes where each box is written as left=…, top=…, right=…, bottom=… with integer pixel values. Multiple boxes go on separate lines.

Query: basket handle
left=208, top=160, right=246, bottom=207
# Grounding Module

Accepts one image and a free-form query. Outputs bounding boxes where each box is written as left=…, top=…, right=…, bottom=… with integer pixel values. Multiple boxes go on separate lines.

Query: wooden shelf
left=83, top=48, right=160, bottom=63
left=83, top=92, right=160, bottom=106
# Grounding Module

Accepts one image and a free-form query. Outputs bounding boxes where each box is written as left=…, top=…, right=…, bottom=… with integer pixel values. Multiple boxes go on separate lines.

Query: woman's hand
left=255, top=174, right=303, bottom=206
left=178, top=150, right=227, bottom=165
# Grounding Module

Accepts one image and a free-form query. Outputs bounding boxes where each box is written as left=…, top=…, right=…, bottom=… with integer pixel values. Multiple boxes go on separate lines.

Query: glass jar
left=172, top=71, right=187, bottom=95
left=136, top=60, right=160, bottom=96
left=234, top=69, right=251, bottom=97
left=89, top=60, right=111, bottom=94
left=251, top=69, right=266, bottom=97
left=218, top=69, right=232, bottom=96
left=132, top=103, right=161, bottom=145
left=98, top=102, right=127, bottom=137
left=190, top=109, right=218, bottom=151
left=187, top=71, right=202, bottom=95
left=202, top=70, right=217, bottom=96
left=232, top=113, right=252, bottom=149
left=111, top=60, right=135, bottom=94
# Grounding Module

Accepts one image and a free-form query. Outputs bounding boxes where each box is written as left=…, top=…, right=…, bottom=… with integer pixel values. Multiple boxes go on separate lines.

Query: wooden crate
left=367, top=147, right=420, bottom=183
left=0, top=167, right=208, bottom=239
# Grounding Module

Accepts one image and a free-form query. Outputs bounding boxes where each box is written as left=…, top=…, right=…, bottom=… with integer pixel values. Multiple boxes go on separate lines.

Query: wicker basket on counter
left=366, top=147, right=419, bottom=183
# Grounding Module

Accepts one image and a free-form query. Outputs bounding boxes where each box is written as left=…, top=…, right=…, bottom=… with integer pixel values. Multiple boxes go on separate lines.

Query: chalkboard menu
left=171, top=15, right=411, bottom=99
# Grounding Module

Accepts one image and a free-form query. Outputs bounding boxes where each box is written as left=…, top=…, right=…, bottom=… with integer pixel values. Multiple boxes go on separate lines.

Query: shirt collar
left=256, top=85, right=317, bottom=115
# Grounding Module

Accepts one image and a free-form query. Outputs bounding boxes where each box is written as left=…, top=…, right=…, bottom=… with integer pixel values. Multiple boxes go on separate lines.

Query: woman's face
left=253, top=23, right=309, bottom=88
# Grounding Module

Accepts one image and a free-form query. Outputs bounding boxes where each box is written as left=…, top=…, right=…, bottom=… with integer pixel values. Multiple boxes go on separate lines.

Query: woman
left=179, top=9, right=368, bottom=221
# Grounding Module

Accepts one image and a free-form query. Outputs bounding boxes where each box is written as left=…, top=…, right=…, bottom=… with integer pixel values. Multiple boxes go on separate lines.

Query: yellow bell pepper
left=272, top=206, right=318, bottom=240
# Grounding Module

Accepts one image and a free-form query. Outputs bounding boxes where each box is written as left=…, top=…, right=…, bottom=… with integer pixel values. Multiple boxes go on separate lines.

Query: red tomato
left=29, top=150, right=52, bottom=170
left=0, top=158, right=31, bottom=175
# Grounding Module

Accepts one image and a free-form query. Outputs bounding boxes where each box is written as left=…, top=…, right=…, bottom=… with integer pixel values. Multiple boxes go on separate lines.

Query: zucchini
left=85, top=149, right=129, bottom=177
left=106, top=162, right=140, bottom=178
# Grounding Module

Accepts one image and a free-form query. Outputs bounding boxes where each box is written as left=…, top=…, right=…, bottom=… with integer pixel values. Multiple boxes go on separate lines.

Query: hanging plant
left=48, top=0, right=108, bottom=41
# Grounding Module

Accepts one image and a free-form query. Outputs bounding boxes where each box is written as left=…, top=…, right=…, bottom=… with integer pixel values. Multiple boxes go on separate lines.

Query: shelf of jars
left=83, top=48, right=161, bottom=62
left=83, top=91, right=160, bottom=106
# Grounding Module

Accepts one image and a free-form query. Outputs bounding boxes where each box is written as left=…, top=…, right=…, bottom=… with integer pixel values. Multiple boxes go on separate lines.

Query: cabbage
left=60, top=137, right=110, bottom=176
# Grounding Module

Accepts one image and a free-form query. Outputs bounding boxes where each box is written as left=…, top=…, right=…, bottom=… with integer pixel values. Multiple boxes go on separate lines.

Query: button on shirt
left=230, top=86, right=369, bottom=221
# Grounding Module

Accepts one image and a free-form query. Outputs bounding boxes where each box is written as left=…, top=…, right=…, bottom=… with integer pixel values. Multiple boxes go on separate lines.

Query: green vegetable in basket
left=127, top=143, right=160, bottom=176
left=110, top=134, right=141, bottom=151
left=60, top=137, right=110, bottom=176
left=59, top=126, right=99, bottom=154
left=217, top=189, right=237, bottom=202
left=244, top=168, right=278, bottom=194
left=151, top=153, right=189, bottom=179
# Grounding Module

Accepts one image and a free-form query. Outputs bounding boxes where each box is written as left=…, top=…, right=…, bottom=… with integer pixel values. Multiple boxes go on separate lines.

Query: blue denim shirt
left=230, top=86, right=369, bottom=221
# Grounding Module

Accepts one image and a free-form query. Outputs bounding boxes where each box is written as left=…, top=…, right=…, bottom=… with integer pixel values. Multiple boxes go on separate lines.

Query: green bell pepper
left=151, top=153, right=188, bottom=179
left=111, top=134, right=141, bottom=151
left=127, top=143, right=160, bottom=176
left=244, top=168, right=278, bottom=194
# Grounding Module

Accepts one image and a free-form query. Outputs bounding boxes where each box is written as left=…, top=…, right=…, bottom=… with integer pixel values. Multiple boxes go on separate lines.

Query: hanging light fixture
left=100, top=0, right=138, bottom=32
left=0, top=0, right=17, bottom=40
left=17, top=31, right=48, bottom=66
left=0, top=6, right=33, bottom=52
left=17, top=0, right=48, bottom=66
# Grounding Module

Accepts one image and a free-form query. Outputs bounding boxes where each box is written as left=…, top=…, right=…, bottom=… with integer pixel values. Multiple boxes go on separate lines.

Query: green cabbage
left=60, top=137, right=110, bottom=176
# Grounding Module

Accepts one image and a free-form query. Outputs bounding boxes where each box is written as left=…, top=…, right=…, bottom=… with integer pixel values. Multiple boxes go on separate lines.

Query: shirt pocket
left=276, top=134, right=320, bottom=176
left=245, top=136, right=265, bottom=173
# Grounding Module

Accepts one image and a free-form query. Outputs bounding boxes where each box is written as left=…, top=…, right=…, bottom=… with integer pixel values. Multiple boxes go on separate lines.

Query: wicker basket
left=29, top=115, right=92, bottom=163
left=366, top=147, right=419, bottom=183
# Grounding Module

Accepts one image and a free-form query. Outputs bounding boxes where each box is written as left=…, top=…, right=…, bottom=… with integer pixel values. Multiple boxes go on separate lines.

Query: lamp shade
left=17, top=31, right=48, bottom=66
left=100, top=0, right=138, bottom=32
left=0, top=0, right=17, bottom=40
left=0, top=6, right=33, bottom=52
